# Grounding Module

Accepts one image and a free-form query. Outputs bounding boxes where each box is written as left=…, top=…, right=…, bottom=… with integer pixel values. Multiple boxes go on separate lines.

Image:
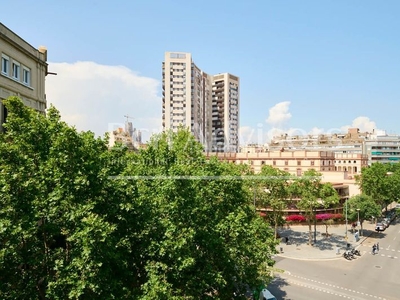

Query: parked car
left=259, top=289, right=277, bottom=300
left=382, top=220, right=389, bottom=229
left=375, top=223, right=385, bottom=232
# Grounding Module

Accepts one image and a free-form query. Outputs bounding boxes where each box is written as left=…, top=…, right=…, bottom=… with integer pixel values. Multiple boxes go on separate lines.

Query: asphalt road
left=268, top=218, right=400, bottom=300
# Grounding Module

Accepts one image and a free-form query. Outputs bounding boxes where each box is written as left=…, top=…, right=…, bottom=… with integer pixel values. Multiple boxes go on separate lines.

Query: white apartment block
left=162, top=52, right=239, bottom=152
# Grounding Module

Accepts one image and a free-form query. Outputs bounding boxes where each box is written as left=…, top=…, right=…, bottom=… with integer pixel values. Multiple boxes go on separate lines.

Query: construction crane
left=124, top=115, right=134, bottom=122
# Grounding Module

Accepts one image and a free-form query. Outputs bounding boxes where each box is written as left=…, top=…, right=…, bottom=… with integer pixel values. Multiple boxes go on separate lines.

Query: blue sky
left=3, top=0, right=400, bottom=143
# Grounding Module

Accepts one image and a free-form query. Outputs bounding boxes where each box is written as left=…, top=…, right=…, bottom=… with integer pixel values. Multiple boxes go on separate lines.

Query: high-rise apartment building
left=0, top=23, right=48, bottom=131
left=212, top=73, right=239, bottom=152
left=162, top=52, right=239, bottom=152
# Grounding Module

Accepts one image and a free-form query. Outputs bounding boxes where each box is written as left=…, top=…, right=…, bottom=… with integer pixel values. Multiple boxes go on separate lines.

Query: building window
left=22, top=67, right=31, bottom=86
left=285, top=160, right=288, bottom=166
left=1, top=54, right=9, bottom=75
left=12, top=61, right=20, bottom=80
left=311, top=161, right=315, bottom=166
left=297, top=168, right=302, bottom=176
left=261, top=161, right=265, bottom=165
left=273, top=160, right=276, bottom=166
left=297, top=160, right=301, bottom=166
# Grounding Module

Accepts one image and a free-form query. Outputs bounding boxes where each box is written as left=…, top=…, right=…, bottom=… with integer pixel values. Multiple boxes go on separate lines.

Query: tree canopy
left=294, top=169, right=340, bottom=245
left=356, top=162, right=400, bottom=210
left=346, top=194, right=381, bottom=236
left=257, top=166, right=293, bottom=240
left=0, top=97, right=276, bottom=299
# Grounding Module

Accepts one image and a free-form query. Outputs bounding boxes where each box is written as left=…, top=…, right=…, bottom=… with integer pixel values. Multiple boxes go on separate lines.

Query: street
left=268, top=219, right=400, bottom=299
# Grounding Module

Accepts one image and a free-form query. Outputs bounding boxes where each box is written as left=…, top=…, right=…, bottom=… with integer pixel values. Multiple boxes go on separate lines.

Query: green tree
left=294, top=169, right=340, bottom=246
left=0, top=97, right=137, bottom=299
left=346, top=195, right=381, bottom=236
left=123, top=130, right=277, bottom=299
left=0, top=98, right=277, bottom=299
left=257, top=166, right=293, bottom=240
left=355, top=163, right=398, bottom=211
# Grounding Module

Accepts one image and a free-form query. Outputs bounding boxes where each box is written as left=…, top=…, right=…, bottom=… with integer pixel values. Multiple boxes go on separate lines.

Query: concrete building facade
left=210, top=150, right=336, bottom=175
left=211, top=73, right=239, bottom=152
left=162, top=52, right=239, bottom=152
left=0, top=23, right=48, bottom=131
left=363, top=130, right=400, bottom=165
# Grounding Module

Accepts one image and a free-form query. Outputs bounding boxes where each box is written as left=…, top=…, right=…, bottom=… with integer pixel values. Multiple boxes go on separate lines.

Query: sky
left=2, top=0, right=400, bottom=144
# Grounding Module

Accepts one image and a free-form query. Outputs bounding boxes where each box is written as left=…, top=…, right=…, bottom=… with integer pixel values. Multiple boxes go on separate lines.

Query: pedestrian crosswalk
left=359, top=245, right=400, bottom=259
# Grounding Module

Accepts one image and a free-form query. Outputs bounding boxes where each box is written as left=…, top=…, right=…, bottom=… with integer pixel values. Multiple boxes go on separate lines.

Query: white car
left=259, top=289, right=277, bottom=300
left=375, top=223, right=385, bottom=232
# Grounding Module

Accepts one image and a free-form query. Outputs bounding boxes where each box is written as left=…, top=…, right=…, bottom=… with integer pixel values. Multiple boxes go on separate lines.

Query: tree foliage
left=257, top=166, right=293, bottom=240
left=294, top=169, right=340, bottom=245
left=356, top=163, right=400, bottom=210
left=346, top=194, right=381, bottom=236
left=0, top=97, right=276, bottom=299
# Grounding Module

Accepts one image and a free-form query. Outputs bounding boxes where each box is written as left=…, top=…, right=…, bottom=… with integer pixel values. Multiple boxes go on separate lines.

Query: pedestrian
left=377, top=242, right=379, bottom=252
left=372, top=244, right=376, bottom=255
left=286, top=236, right=290, bottom=245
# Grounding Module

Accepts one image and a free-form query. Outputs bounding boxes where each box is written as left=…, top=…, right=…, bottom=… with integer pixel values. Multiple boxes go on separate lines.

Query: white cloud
left=308, top=127, right=325, bottom=135
left=266, top=101, right=291, bottom=125
left=341, top=116, right=377, bottom=133
left=45, top=61, right=162, bottom=141
left=239, top=126, right=256, bottom=145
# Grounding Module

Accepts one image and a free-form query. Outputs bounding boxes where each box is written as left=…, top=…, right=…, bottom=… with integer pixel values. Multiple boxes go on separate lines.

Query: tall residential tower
left=162, top=52, right=239, bottom=152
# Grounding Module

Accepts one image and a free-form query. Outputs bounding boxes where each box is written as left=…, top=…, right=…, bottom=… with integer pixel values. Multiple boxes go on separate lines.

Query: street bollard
left=280, top=247, right=283, bottom=253
left=336, top=247, right=340, bottom=255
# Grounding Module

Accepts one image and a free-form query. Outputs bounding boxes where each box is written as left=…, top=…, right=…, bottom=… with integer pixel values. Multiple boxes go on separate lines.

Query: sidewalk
left=274, top=222, right=376, bottom=261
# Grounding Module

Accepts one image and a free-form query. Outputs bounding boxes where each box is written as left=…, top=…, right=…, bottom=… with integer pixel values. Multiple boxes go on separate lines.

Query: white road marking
left=282, top=273, right=386, bottom=299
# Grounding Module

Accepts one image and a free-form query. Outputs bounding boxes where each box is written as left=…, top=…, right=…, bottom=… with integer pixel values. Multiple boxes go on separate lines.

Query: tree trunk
left=274, top=214, right=278, bottom=242
left=308, top=220, right=313, bottom=245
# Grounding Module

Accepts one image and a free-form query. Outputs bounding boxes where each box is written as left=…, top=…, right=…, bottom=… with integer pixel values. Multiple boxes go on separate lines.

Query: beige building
left=108, top=120, right=144, bottom=151
left=162, top=52, right=239, bottom=152
left=213, top=150, right=335, bottom=175
left=269, top=128, right=368, bottom=153
left=207, top=150, right=355, bottom=216
left=334, top=153, right=368, bottom=176
left=0, top=23, right=48, bottom=131
left=108, top=127, right=136, bottom=150
left=208, top=149, right=365, bottom=194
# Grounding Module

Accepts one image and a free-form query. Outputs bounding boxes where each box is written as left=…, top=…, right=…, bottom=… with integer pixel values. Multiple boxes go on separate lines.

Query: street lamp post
left=345, top=199, right=348, bottom=241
